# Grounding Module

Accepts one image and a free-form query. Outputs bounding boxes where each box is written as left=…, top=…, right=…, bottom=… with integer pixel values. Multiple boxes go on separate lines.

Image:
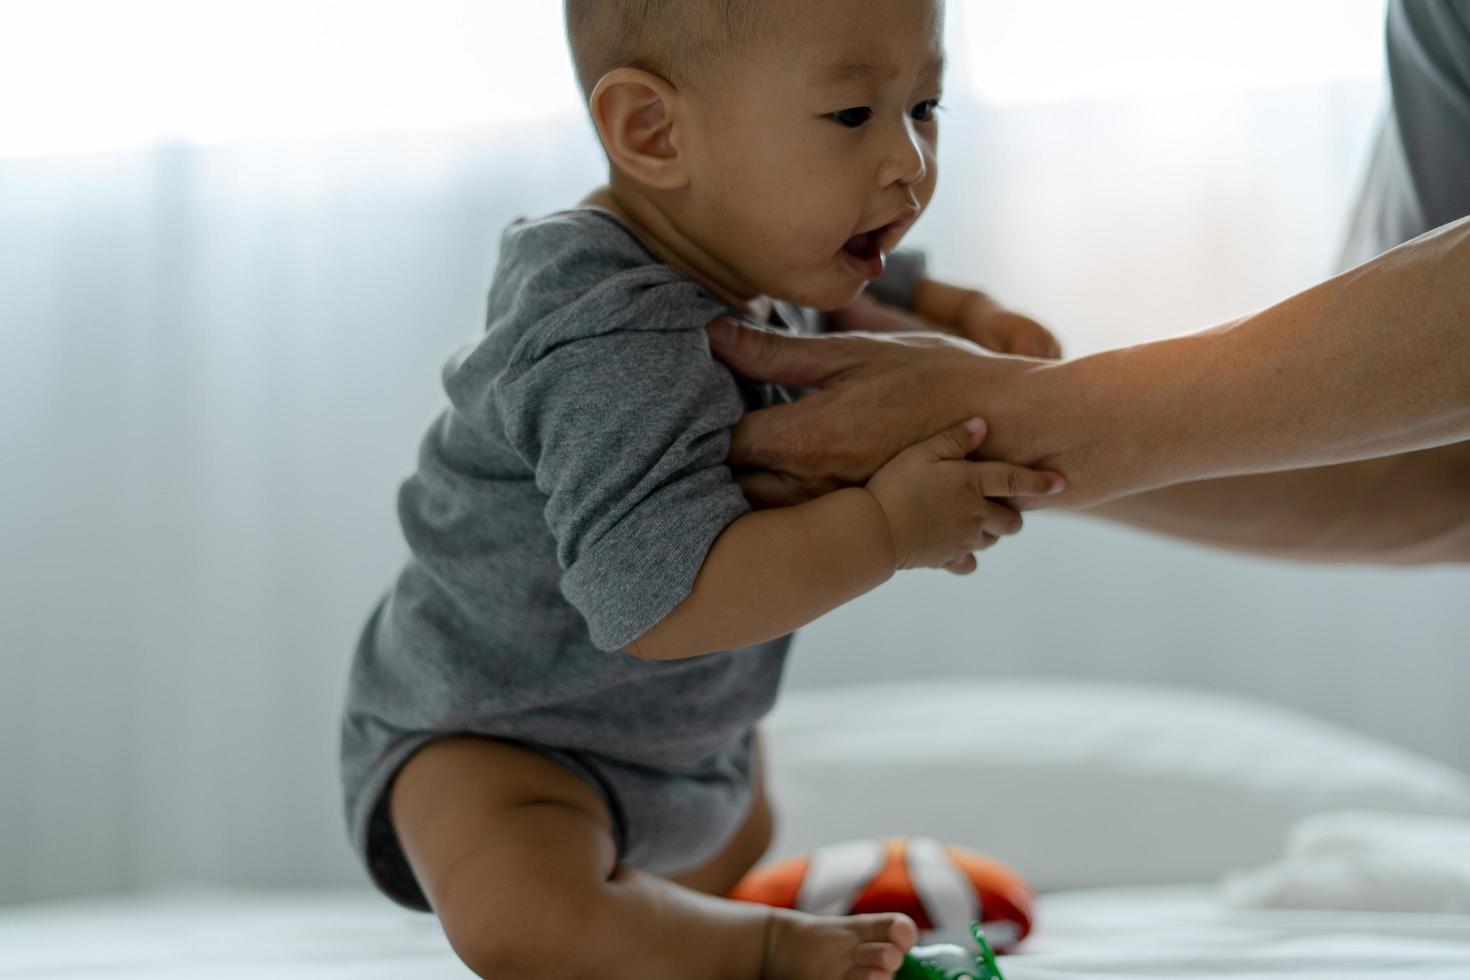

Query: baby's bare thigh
left=388, top=737, right=618, bottom=948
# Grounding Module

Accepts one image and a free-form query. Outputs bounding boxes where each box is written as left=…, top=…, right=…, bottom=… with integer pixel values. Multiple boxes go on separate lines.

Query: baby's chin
left=758, top=267, right=871, bottom=313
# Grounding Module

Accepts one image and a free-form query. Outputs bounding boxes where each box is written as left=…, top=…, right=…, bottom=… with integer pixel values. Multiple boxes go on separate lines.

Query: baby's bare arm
left=629, top=421, right=1062, bottom=661
left=627, top=488, right=895, bottom=660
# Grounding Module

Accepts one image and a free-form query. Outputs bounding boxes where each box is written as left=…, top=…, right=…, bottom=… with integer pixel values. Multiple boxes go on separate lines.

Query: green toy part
left=895, top=923, right=1006, bottom=980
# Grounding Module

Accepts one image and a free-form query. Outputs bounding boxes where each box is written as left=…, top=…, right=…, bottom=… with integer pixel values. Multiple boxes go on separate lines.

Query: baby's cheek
left=749, top=215, right=829, bottom=267
left=738, top=200, right=861, bottom=307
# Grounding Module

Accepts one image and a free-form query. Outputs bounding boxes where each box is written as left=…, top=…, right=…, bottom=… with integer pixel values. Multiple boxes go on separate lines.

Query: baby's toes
left=844, top=968, right=897, bottom=980
left=852, top=912, right=919, bottom=950
left=852, top=939, right=904, bottom=971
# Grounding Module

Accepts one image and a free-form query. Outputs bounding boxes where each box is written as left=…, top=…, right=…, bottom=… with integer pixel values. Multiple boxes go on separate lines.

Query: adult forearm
left=627, top=488, right=894, bottom=660
left=1089, top=442, right=1470, bottom=565
left=997, top=218, right=1470, bottom=504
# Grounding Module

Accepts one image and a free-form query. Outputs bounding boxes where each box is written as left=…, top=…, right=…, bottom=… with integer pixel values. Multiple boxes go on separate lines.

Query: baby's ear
left=589, top=68, right=689, bottom=190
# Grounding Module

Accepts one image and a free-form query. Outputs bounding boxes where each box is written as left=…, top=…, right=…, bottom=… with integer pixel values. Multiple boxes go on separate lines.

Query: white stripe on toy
left=907, top=837, right=978, bottom=931
left=798, top=838, right=887, bottom=916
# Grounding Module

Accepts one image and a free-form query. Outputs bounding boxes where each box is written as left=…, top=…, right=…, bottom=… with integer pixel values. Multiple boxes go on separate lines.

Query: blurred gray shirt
left=1340, top=0, right=1470, bottom=267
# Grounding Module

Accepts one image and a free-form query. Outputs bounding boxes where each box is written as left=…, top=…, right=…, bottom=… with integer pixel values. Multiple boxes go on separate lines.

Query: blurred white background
left=3, top=0, right=1466, bottom=909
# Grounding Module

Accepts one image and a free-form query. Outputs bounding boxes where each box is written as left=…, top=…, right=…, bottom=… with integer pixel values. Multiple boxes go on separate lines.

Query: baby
left=339, top=1, right=1064, bottom=978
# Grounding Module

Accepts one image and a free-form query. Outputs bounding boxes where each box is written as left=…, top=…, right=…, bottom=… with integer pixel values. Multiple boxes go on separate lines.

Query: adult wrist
left=1041, top=335, right=1234, bottom=504
left=981, top=353, right=1160, bottom=507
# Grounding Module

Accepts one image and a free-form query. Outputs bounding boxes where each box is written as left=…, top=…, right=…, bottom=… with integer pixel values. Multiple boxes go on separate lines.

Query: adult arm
left=710, top=217, right=1470, bottom=512
left=1013, top=217, right=1470, bottom=503
left=1093, top=0, right=1470, bottom=562
left=1089, top=441, right=1470, bottom=565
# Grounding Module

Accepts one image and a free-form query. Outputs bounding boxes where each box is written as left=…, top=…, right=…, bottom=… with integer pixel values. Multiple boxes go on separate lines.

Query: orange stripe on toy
left=727, top=854, right=807, bottom=908
left=849, top=838, right=933, bottom=931
left=946, top=844, right=1034, bottom=944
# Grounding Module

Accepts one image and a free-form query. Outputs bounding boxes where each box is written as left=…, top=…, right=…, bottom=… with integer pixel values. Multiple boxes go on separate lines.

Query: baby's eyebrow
left=812, top=60, right=899, bottom=86
left=810, top=54, right=945, bottom=87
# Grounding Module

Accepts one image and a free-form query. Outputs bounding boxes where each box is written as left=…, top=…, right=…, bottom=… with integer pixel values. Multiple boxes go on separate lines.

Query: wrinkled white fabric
left=1224, top=811, right=1470, bottom=914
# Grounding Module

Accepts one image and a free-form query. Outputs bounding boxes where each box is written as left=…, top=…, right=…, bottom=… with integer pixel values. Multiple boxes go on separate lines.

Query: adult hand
left=707, top=317, right=1050, bottom=508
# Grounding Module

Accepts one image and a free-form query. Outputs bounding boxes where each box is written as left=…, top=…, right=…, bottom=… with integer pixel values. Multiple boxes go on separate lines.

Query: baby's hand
left=831, top=284, right=1063, bottom=360
left=865, top=418, right=1065, bottom=575
left=955, top=295, right=1063, bottom=360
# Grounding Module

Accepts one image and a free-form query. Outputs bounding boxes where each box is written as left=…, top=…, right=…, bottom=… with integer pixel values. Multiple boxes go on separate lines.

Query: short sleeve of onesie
left=495, top=327, right=748, bottom=651
left=487, top=217, right=750, bottom=651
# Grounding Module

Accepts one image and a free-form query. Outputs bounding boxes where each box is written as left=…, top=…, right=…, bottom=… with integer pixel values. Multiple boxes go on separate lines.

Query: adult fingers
left=706, top=316, right=856, bottom=387
left=727, top=402, right=815, bottom=473
left=734, top=470, right=826, bottom=509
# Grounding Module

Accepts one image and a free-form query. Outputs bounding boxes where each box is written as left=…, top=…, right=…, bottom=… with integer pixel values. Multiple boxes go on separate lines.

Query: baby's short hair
left=564, top=0, right=774, bottom=100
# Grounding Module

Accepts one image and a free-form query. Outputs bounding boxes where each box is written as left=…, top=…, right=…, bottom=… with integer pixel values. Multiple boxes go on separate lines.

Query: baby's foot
left=762, top=909, right=919, bottom=980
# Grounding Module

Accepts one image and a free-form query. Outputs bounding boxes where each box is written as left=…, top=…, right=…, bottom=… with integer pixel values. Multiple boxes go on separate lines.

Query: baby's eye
left=910, top=99, right=941, bottom=122
left=829, top=107, right=873, bottom=128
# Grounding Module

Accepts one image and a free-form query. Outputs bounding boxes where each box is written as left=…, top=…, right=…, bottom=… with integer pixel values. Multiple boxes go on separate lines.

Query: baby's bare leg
left=390, top=736, right=915, bottom=980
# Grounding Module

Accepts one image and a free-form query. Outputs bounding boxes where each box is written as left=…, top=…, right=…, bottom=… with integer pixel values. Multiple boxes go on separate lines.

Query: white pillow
left=762, top=679, right=1470, bottom=892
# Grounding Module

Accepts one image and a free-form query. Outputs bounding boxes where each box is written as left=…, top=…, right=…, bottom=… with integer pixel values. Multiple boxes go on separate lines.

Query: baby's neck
left=581, top=183, right=774, bottom=324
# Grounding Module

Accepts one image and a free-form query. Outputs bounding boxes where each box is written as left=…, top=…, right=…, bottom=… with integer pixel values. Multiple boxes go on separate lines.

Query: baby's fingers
left=1015, top=325, right=1064, bottom=360
left=979, top=500, right=1024, bottom=538
left=972, top=462, right=1066, bottom=499
left=942, top=553, right=979, bottom=576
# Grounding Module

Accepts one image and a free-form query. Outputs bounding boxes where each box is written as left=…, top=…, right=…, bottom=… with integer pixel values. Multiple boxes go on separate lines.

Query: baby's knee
left=457, top=936, right=544, bottom=980
left=436, top=846, right=631, bottom=980
left=446, top=899, right=583, bottom=980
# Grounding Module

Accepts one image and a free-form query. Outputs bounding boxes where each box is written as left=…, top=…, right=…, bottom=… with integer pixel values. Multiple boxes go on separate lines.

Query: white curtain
left=8, top=0, right=1465, bottom=909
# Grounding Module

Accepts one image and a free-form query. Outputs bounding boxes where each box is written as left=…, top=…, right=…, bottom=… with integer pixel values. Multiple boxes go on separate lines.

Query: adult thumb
left=706, top=316, right=840, bottom=387
left=921, top=417, right=988, bottom=461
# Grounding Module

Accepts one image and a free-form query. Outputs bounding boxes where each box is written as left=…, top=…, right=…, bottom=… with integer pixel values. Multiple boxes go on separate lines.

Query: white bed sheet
left=2, top=885, right=1469, bottom=979
left=1008, top=885, right=1470, bottom=979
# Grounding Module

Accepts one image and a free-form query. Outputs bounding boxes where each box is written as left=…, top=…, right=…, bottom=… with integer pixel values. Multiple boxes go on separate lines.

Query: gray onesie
left=339, top=207, right=926, bottom=911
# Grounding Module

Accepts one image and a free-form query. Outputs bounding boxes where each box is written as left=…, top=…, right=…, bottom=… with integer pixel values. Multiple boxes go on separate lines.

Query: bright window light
left=0, top=1, right=582, bottom=157
left=960, top=0, right=1388, bottom=104
left=0, top=0, right=1389, bottom=158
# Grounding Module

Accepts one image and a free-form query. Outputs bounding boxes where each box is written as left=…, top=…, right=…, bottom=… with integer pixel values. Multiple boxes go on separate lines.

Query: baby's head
left=565, top=0, right=943, bottom=311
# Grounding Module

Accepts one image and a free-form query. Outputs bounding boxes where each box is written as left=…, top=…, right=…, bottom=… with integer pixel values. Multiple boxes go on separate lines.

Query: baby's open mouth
left=841, top=207, right=917, bottom=279
left=842, top=228, right=883, bottom=262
